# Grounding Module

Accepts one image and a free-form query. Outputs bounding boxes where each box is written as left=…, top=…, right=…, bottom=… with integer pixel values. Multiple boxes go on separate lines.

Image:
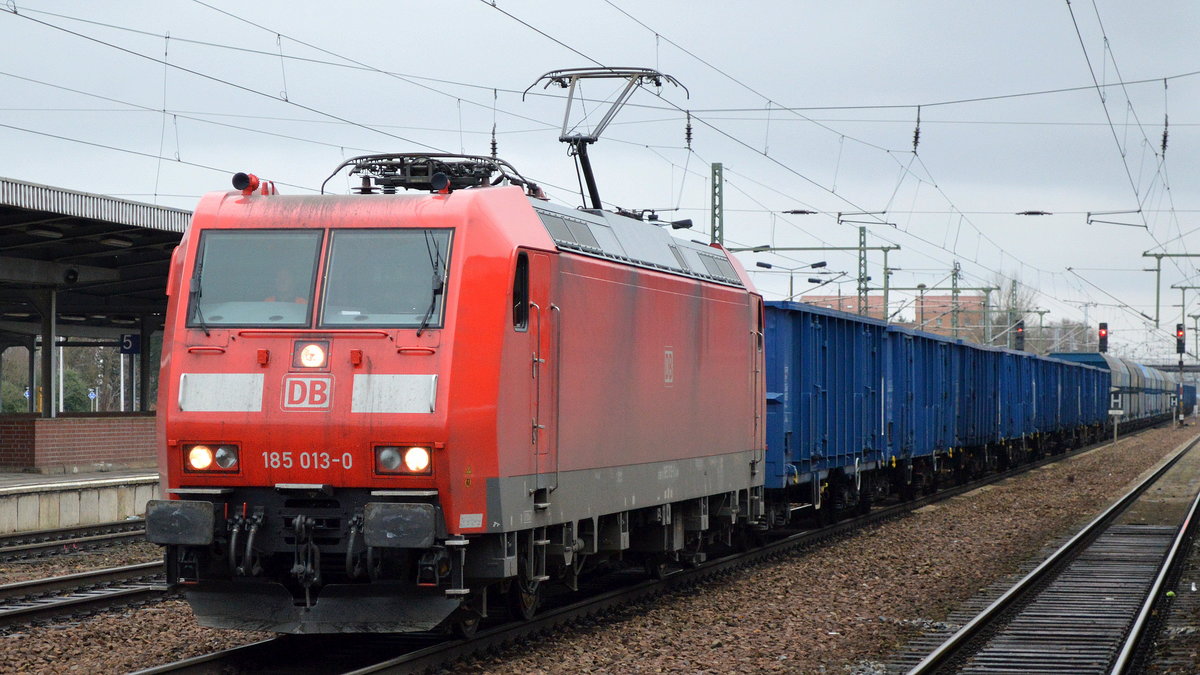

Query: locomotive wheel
left=508, top=574, right=541, bottom=621
left=451, top=611, right=481, bottom=639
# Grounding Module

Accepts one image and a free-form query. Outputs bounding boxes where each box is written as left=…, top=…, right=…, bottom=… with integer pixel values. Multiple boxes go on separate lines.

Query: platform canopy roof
left=0, top=177, right=189, bottom=346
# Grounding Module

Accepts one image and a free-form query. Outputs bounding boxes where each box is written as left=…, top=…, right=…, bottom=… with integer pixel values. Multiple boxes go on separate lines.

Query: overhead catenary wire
left=0, top=120, right=316, bottom=192
left=14, top=4, right=564, bottom=130
left=11, top=1, right=1089, bottom=319
left=9, top=4, right=1200, bottom=122
left=3, top=3, right=1190, bottom=345
left=0, top=6, right=678, bottom=217
left=589, top=0, right=1102, bottom=314
left=1065, top=0, right=1195, bottom=317
left=4, top=7, right=447, bottom=152
left=0, top=71, right=384, bottom=155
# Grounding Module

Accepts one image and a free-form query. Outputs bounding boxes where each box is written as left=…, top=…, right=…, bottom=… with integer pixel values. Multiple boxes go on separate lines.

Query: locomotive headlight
left=214, top=445, right=239, bottom=469
left=375, top=445, right=432, bottom=475
left=403, top=446, right=431, bottom=473
left=376, top=446, right=403, bottom=472
left=186, top=445, right=214, bottom=471
left=292, top=340, right=329, bottom=369
left=299, top=343, right=326, bottom=367
left=184, top=443, right=240, bottom=472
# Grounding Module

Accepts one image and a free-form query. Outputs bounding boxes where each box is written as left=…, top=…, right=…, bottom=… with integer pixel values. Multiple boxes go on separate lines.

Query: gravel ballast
left=0, top=425, right=1194, bottom=674
left=467, top=425, right=1198, bottom=674
left=0, top=542, right=163, bottom=586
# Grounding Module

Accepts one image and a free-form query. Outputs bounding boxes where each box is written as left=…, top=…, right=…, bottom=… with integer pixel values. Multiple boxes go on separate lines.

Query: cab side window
left=513, top=252, right=529, bottom=331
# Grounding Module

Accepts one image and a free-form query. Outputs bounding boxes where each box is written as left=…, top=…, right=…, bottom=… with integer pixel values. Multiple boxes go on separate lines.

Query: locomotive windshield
left=186, top=228, right=452, bottom=329
left=188, top=230, right=321, bottom=328
left=320, top=229, right=452, bottom=328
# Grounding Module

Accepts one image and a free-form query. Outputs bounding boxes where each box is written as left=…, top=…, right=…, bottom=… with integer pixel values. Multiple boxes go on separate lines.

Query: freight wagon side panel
left=763, top=302, right=885, bottom=488
left=996, top=351, right=1018, bottom=442
left=959, top=346, right=986, bottom=447
left=884, top=326, right=957, bottom=459
left=1033, top=357, right=1054, bottom=434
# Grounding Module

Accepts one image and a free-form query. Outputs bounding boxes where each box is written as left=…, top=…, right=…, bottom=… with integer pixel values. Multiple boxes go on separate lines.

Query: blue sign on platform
left=120, top=334, right=141, bottom=355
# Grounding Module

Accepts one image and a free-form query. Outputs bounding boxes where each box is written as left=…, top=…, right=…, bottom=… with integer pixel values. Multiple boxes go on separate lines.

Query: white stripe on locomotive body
left=177, top=372, right=439, bottom=413
left=350, top=374, right=438, bottom=414
left=178, top=373, right=264, bottom=412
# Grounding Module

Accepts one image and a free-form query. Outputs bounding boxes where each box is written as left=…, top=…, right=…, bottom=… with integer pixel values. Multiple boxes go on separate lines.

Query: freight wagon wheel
left=857, top=480, right=873, bottom=515
left=815, top=504, right=832, bottom=526
left=644, top=553, right=672, bottom=580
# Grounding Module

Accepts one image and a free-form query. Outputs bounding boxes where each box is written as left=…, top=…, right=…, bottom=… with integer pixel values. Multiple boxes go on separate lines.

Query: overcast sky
left=2, top=1, right=1198, bottom=359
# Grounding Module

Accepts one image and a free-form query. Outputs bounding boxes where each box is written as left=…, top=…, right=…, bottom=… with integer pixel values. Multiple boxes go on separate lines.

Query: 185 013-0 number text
left=262, top=451, right=353, bottom=469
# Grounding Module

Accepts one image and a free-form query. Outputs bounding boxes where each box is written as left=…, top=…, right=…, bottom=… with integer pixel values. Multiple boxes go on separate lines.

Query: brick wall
left=0, top=417, right=36, bottom=468
left=0, top=414, right=156, bottom=473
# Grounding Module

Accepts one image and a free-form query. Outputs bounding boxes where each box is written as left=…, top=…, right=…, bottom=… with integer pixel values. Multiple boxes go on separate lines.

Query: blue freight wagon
left=762, top=302, right=888, bottom=512
left=764, top=302, right=1115, bottom=519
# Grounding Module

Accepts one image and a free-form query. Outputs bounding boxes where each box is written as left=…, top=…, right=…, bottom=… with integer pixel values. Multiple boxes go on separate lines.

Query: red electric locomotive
left=147, top=153, right=766, bottom=634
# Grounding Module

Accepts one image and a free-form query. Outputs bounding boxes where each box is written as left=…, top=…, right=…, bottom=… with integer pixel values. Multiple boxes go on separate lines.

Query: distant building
left=797, top=294, right=885, bottom=318
left=799, top=293, right=990, bottom=339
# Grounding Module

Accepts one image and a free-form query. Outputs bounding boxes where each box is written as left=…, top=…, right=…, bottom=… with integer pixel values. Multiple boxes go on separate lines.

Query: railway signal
left=1015, top=320, right=1025, bottom=351
left=1098, top=323, right=1108, bottom=353
left=1177, top=323, right=1186, bottom=354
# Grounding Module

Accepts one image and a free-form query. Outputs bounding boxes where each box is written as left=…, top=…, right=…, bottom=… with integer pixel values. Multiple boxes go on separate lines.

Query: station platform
left=0, top=469, right=159, bottom=534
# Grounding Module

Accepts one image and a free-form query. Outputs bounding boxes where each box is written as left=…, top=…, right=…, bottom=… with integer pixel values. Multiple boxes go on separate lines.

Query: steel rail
left=1110, top=468, right=1200, bottom=673
left=0, top=519, right=147, bottom=560
left=0, top=561, right=162, bottom=603
left=129, top=637, right=283, bottom=675
left=906, top=433, right=1200, bottom=674
left=0, top=561, right=165, bottom=628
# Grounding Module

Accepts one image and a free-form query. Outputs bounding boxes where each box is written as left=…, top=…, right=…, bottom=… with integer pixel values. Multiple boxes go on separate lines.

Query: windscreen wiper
left=416, top=232, right=445, bottom=337
left=415, top=276, right=443, bottom=337
left=188, top=266, right=211, bottom=337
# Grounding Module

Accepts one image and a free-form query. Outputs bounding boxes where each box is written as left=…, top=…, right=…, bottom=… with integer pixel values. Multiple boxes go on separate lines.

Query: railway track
left=0, top=519, right=147, bottom=561
left=136, top=431, right=1151, bottom=674
left=0, top=561, right=165, bottom=629
left=901, top=434, right=1200, bottom=674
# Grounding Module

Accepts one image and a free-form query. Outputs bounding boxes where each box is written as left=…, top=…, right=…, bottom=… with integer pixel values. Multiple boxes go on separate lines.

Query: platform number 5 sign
left=120, top=334, right=141, bottom=355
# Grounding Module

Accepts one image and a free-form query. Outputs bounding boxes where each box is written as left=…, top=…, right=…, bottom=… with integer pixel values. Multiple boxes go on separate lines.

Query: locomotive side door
left=526, top=251, right=559, bottom=504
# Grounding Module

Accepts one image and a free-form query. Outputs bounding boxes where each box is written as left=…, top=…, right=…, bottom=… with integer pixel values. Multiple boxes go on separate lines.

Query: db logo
left=282, top=375, right=332, bottom=410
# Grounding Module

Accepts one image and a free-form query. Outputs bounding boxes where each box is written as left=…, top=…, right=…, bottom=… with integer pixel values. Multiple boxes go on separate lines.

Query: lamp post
left=1191, top=313, right=1200, bottom=356
left=916, top=283, right=927, bottom=326
left=756, top=261, right=828, bottom=301
left=800, top=271, right=849, bottom=297
left=730, top=242, right=900, bottom=316
left=1031, top=308, right=1051, bottom=354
